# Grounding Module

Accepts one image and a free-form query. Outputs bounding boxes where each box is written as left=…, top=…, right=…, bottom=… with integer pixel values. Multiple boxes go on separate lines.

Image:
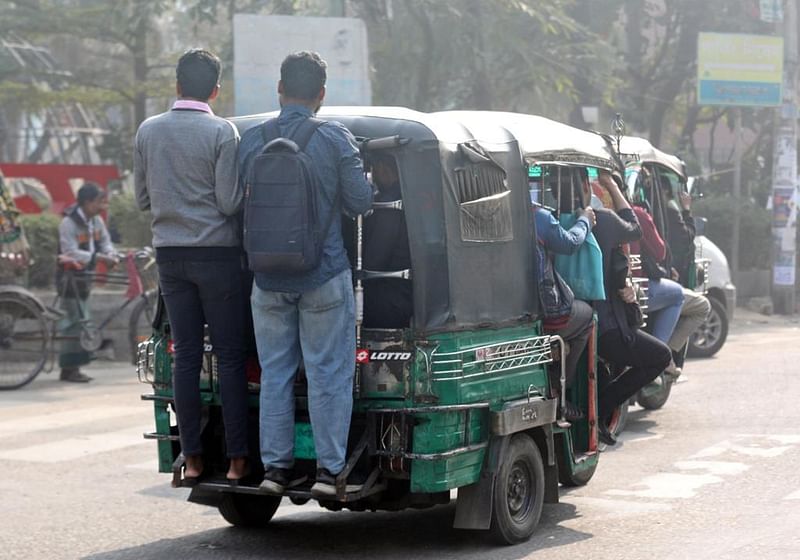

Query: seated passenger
left=572, top=169, right=671, bottom=445
left=362, top=157, right=413, bottom=329
left=660, top=180, right=711, bottom=375
left=534, top=169, right=595, bottom=421
left=630, top=201, right=684, bottom=374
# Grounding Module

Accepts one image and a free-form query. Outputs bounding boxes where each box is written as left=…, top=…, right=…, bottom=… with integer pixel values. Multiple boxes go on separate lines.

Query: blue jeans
left=158, top=258, right=249, bottom=458
left=645, top=278, right=684, bottom=344
left=252, top=269, right=355, bottom=474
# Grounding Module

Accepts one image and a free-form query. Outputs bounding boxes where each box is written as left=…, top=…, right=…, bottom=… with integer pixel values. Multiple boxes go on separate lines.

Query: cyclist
left=57, top=182, right=118, bottom=382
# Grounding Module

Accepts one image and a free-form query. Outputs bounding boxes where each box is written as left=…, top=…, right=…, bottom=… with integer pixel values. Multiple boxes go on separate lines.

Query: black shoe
left=562, top=400, right=585, bottom=422
left=259, top=467, right=307, bottom=495
left=60, top=368, right=93, bottom=383
left=310, top=468, right=364, bottom=497
left=597, top=422, right=617, bottom=446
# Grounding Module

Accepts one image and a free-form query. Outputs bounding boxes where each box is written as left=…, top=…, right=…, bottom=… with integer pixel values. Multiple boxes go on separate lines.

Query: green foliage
left=351, top=0, right=611, bottom=115
left=18, top=213, right=60, bottom=289
left=693, top=195, right=772, bottom=270
left=108, top=191, right=152, bottom=249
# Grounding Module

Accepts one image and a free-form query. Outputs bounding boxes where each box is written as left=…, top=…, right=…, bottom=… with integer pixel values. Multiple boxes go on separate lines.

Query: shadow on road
left=84, top=500, right=592, bottom=560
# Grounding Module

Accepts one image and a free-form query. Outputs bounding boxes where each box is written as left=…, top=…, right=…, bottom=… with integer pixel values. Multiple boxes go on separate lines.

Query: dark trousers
left=597, top=328, right=671, bottom=419
left=158, top=258, right=248, bottom=458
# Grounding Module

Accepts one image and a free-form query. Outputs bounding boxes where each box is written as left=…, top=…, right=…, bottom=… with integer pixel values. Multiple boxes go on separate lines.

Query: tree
left=349, top=0, right=614, bottom=118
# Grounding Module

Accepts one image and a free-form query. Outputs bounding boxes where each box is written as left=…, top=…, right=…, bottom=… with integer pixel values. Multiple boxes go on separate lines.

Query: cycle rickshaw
left=138, top=107, right=614, bottom=544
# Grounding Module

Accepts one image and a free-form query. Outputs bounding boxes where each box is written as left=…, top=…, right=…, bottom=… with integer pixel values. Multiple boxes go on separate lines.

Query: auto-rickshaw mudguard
left=453, top=425, right=558, bottom=530
left=453, top=435, right=509, bottom=530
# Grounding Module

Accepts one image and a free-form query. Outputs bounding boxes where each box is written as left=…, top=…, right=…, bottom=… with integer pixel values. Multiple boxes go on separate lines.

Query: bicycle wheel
left=128, top=289, right=158, bottom=364
left=0, top=295, right=49, bottom=390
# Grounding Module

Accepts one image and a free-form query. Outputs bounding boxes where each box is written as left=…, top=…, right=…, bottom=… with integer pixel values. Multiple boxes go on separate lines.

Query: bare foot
left=185, top=455, right=203, bottom=478
left=226, top=457, right=249, bottom=481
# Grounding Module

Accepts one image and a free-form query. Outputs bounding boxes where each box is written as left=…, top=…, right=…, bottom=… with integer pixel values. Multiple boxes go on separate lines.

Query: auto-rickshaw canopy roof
left=438, top=111, right=618, bottom=171
left=619, top=136, right=685, bottom=178
left=231, top=106, right=478, bottom=146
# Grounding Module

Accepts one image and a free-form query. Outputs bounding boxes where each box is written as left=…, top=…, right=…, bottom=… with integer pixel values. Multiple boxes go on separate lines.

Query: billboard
left=697, top=33, right=783, bottom=107
left=233, top=14, right=371, bottom=116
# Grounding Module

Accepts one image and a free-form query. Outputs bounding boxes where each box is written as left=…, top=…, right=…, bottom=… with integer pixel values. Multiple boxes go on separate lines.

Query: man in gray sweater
left=134, top=49, right=249, bottom=485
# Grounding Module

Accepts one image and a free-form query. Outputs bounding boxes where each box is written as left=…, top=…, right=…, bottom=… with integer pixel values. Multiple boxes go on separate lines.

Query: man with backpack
left=238, top=51, right=373, bottom=497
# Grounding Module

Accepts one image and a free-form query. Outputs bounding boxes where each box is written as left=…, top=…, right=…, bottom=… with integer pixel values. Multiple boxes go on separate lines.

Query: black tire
left=613, top=401, right=630, bottom=435
left=0, top=295, right=49, bottom=390
left=128, top=290, right=158, bottom=364
left=687, top=296, right=728, bottom=358
left=637, top=373, right=672, bottom=410
left=598, top=401, right=629, bottom=452
left=218, top=493, right=282, bottom=528
left=490, top=434, right=545, bottom=545
left=556, top=442, right=598, bottom=487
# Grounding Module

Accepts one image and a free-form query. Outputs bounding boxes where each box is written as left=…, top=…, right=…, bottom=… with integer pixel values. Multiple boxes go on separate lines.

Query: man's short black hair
left=176, top=49, right=221, bottom=101
left=280, top=51, right=327, bottom=100
left=77, top=182, right=103, bottom=205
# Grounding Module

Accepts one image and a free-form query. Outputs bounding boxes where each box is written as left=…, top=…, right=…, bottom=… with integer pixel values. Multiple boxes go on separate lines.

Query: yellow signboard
left=698, top=33, right=784, bottom=106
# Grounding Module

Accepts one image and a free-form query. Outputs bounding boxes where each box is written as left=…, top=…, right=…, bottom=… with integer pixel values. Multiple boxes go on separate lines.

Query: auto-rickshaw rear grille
left=430, top=335, right=552, bottom=380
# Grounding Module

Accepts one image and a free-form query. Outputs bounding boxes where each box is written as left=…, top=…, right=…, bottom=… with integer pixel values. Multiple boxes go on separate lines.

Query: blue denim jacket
left=533, top=208, right=590, bottom=320
left=238, top=105, right=374, bottom=293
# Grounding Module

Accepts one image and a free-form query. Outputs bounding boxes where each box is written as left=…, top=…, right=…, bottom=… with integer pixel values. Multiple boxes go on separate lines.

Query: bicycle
left=0, top=248, right=158, bottom=390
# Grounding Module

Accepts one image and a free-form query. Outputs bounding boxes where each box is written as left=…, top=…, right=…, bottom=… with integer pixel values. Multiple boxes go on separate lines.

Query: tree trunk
left=132, top=8, right=148, bottom=129
left=407, top=1, right=435, bottom=111
left=647, top=4, right=701, bottom=146
left=467, top=0, right=491, bottom=109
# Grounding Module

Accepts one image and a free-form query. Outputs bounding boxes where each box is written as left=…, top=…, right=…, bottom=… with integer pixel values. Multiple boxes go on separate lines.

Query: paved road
left=2, top=310, right=799, bottom=560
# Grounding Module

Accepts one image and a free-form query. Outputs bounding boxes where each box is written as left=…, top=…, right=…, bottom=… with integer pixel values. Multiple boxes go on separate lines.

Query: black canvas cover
left=232, top=107, right=540, bottom=334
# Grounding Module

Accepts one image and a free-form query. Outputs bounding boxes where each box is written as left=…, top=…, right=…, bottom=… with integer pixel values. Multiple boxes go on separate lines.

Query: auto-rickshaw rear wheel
left=490, top=433, right=544, bottom=545
left=218, top=493, right=281, bottom=528
left=637, top=373, right=672, bottom=410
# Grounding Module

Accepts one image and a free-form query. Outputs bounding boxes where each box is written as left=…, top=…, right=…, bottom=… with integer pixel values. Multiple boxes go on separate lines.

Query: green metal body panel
left=294, top=422, right=316, bottom=460
left=145, top=321, right=559, bottom=490
left=409, top=410, right=486, bottom=492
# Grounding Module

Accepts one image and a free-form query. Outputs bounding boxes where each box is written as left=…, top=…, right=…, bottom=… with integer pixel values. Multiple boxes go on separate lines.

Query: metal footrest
left=193, top=479, right=388, bottom=503
left=143, top=432, right=179, bottom=441
left=141, top=393, right=173, bottom=402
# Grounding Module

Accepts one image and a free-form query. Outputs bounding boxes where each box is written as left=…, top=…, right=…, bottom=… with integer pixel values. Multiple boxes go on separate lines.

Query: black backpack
left=243, top=117, right=337, bottom=274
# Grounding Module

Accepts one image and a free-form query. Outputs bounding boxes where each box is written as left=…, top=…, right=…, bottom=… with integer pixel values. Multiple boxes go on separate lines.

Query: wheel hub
left=507, top=462, right=532, bottom=520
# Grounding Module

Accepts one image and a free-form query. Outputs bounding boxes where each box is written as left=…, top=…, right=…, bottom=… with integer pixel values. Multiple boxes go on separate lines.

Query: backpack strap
left=260, top=118, right=281, bottom=146
left=290, top=117, right=341, bottom=243
left=290, top=117, right=325, bottom=151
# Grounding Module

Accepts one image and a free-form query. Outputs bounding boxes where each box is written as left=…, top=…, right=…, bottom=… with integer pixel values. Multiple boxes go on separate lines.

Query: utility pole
left=732, top=108, right=742, bottom=281
left=771, top=0, right=799, bottom=314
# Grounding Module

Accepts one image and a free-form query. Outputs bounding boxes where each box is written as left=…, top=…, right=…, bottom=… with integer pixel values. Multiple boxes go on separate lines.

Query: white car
left=689, top=219, right=736, bottom=358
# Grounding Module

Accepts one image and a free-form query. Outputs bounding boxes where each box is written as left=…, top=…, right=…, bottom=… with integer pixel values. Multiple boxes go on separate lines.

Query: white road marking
left=616, top=432, right=664, bottom=444
left=568, top=496, right=672, bottom=516
left=0, top=406, right=146, bottom=438
left=606, top=434, right=799, bottom=502
left=738, top=434, right=800, bottom=445
left=606, top=472, right=725, bottom=499
left=0, top=425, right=150, bottom=462
left=673, top=460, right=750, bottom=476
left=691, top=440, right=793, bottom=459
left=784, top=489, right=800, bottom=501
